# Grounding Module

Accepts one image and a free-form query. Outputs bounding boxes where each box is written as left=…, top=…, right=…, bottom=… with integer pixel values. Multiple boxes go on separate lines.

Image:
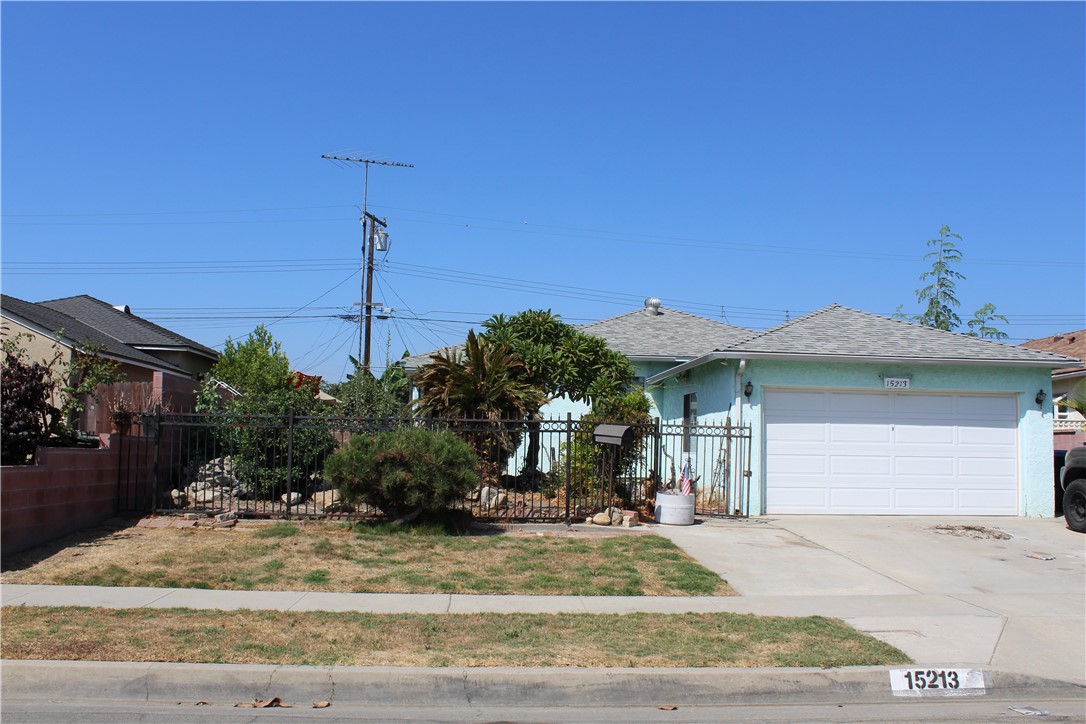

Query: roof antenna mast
left=321, top=154, right=414, bottom=372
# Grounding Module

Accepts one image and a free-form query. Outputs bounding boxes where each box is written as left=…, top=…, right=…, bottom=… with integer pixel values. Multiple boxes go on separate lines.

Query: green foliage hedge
left=324, top=427, right=480, bottom=520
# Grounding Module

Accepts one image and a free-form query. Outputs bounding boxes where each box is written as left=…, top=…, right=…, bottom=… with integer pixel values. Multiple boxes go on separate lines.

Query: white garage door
left=765, top=389, right=1018, bottom=515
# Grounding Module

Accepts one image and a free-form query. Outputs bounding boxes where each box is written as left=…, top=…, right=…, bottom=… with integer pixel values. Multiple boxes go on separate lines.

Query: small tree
left=897, top=226, right=1008, bottom=340
left=197, top=325, right=335, bottom=499
left=324, top=427, right=480, bottom=524
left=324, top=353, right=409, bottom=418
left=965, top=303, right=1009, bottom=340
left=916, top=225, right=966, bottom=331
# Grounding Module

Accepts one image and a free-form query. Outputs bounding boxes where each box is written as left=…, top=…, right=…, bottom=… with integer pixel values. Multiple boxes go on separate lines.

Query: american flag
left=679, top=460, right=693, bottom=496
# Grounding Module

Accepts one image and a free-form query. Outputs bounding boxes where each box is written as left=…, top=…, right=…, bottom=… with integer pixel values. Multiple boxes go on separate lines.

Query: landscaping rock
left=479, top=485, right=507, bottom=511
left=281, top=492, right=304, bottom=506
left=609, top=507, right=624, bottom=526
left=169, top=489, right=187, bottom=508
left=215, top=511, right=238, bottom=523
left=312, top=489, right=355, bottom=514
left=592, top=512, right=612, bottom=526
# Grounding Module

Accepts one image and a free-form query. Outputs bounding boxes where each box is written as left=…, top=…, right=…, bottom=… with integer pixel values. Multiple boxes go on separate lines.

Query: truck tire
left=1064, top=478, right=1086, bottom=534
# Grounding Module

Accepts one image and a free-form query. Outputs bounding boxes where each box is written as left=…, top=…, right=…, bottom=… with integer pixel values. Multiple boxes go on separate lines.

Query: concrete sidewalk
left=3, top=514, right=1084, bottom=686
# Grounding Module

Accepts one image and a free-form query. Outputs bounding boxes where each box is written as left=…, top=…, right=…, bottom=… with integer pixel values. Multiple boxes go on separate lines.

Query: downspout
left=735, top=359, right=747, bottom=516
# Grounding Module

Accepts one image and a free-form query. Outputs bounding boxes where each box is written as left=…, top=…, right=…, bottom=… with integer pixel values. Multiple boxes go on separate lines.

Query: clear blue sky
left=3, top=1, right=1083, bottom=382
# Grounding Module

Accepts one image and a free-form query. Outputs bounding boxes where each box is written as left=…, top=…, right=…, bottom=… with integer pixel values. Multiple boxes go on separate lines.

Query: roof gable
left=730, top=305, right=1081, bottom=366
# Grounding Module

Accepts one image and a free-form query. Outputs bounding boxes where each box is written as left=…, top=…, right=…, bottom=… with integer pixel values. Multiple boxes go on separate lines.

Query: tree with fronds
left=412, top=330, right=547, bottom=482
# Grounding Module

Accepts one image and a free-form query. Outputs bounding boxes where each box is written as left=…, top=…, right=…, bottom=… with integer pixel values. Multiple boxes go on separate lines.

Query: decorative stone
left=479, top=485, right=507, bottom=511
left=281, top=492, right=303, bottom=506
left=592, top=512, right=612, bottom=526
left=215, top=511, right=238, bottom=523
left=170, top=489, right=187, bottom=508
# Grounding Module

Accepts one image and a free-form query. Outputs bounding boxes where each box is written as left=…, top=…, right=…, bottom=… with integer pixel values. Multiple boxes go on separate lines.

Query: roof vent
left=112, top=304, right=131, bottom=314
left=644, top=297, right=661, bottom=316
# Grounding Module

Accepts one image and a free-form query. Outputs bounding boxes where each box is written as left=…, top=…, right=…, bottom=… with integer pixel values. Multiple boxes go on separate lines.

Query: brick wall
left=1, top=435, right=153, bottom=558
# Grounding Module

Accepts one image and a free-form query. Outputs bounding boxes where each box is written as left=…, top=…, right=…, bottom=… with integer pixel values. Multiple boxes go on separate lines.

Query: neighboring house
left=0, top=293, right=217, bottom=417
left=1021, top=330, right=1086, bottom=450
left=405, top=299, right=1081, bottom=518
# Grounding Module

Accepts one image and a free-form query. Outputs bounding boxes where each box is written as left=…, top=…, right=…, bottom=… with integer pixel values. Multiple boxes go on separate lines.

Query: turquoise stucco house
left=405, top=299, right=1081, bottom=518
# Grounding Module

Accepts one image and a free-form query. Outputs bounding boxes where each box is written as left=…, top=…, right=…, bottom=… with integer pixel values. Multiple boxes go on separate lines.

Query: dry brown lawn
left=0, top=606, right=910, bottom=668
left=0, top=520, right=732, bottom=596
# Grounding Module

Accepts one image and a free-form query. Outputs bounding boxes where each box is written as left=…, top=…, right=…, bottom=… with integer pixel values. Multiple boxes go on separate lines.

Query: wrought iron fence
left=133, top=412, right=751, bottom=523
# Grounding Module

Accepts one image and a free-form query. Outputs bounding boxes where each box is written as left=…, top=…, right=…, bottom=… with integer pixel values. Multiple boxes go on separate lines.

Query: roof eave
left=646, top=350, right=1079, bottom=385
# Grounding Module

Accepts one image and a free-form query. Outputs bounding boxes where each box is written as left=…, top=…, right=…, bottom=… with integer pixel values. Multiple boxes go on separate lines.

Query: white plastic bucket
left=655, top=493, right=695, bottom=525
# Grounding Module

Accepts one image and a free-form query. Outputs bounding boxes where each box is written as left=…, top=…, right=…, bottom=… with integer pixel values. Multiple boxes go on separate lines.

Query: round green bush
left=324, top=427, right=480, bottom=520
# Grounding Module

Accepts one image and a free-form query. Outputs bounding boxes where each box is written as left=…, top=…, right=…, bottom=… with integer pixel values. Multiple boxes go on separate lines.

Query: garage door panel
left=894, top=424, right=956, bottom=445
left=766, top=422, right=826, bottom=443
left=955, top=395, right=1017, bottom=420
left=894, top=394, right=954, bottom=416
left=829, top=392, right=892, bottom=414
left=958, top=488, right=1017, bottom=513
left=830, top=424, right=891, bottom=444
left=958, top=424, right=1015, bottom=445
left=957, top=457, right=1016, bottom=478
left=829, top=488, right=893, bottom=510
left=766, top=454, right=826, bottom=475
left=894, top=456, right=955, bottom=476
left=765, top=390, right=1018, bottom=516
left=767, top=487, right=827, bottom=511
left=830, top=455, right=892, bottom=475
left=895, top=488, right=956, bottom=511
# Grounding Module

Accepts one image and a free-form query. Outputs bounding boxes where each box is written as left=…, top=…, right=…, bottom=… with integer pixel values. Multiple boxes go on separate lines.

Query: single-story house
left=405, top=299, right=1081, bottom=518
left=1021, top=330, right=1086, bottom=450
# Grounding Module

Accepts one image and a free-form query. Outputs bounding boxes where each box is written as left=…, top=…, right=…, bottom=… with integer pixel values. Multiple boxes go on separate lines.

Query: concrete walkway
left=3, top=514, right=1084, bottom=685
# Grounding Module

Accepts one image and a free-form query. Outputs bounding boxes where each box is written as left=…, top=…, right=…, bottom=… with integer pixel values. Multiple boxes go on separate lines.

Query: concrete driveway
left=654, top=515, right=1086, bottom=685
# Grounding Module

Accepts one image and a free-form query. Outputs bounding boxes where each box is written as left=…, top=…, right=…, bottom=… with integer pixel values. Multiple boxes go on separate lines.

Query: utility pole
left=321, top=154, right=413, bottom=373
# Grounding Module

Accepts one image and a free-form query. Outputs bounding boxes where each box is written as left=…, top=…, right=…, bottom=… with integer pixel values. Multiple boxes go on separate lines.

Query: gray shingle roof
left=402, top=345, right=463, bottom=372
left=579, top=307, right=752, bottom=360
left=401, top=307, right=753, bottom=372
left=39, top=295, right=217, bottom=359
left=1, top=294, right=188, bottom=374
left=729, top=304, right=1082, bottom=366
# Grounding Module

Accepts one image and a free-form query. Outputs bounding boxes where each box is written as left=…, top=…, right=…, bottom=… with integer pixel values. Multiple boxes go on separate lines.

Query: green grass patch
left=253, top=523, right=300, bottom=539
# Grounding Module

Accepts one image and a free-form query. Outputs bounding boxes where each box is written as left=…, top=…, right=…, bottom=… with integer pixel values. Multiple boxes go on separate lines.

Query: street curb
left=2, top=660, right=1083, bottom=707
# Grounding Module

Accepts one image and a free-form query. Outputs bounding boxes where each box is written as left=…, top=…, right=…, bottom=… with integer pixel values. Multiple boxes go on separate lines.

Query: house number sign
left=883, top=377, right=911, bottom=389
left=889, top=668, right=988, bottom=697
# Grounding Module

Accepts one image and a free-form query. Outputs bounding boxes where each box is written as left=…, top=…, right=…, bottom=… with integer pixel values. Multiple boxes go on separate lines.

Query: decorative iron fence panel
left=132, top=412, right=751, bottom=522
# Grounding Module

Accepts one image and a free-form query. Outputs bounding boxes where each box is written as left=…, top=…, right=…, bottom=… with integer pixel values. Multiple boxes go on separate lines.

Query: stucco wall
left=650, top=358, right=1055, bottom=518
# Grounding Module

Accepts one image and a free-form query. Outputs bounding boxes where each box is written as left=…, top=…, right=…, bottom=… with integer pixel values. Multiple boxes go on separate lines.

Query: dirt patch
left=0, top=606, right=909, bottom=669
left=929, top=524, right=1012, bottom=540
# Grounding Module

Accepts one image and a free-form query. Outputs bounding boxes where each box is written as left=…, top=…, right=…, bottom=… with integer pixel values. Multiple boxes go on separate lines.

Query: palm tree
left=413, top=331, right=547, bottom=478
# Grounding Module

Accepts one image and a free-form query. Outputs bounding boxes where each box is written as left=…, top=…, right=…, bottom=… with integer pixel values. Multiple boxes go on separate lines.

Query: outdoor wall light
left=1035, top=389, right=1047, bottom=408
left=744, top=381, right=753, bottom=399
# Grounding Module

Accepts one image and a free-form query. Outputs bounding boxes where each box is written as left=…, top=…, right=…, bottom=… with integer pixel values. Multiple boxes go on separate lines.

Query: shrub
left=1, top=351, right=59, bottom=464
left=324, top=427, right=480, bottom=521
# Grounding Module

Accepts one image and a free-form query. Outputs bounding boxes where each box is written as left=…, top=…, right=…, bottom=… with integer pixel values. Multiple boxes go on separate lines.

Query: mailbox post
left=593, top=424, right=634, bottom=509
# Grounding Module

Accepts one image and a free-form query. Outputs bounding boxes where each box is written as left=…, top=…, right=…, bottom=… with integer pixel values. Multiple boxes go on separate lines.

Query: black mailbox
left=594, top=424, right=634, bottom=447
